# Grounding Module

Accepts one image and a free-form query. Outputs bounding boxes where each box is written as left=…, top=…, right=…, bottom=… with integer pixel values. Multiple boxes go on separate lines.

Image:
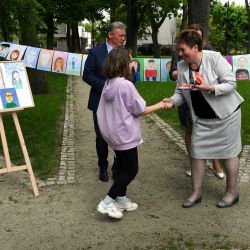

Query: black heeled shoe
left=216, top=195, right=239, bottom=208
left=182, top=196, right=202, bottom=208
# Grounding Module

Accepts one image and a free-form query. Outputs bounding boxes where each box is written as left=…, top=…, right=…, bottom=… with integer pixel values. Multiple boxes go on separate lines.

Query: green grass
left=136, top=80, right=250, bottom=145
left=1, top=72, right=68, bottom=180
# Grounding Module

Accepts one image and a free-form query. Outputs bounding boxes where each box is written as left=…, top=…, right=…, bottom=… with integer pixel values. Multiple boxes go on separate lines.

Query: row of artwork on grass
left=0, top=41, right=249, bottom=81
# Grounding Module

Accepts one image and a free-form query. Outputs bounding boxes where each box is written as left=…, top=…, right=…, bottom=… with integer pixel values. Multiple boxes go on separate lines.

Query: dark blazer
left=83, top=43, right=108, bottom=112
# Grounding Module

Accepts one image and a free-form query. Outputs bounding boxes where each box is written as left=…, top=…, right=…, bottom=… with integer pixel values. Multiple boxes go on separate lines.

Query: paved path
left=0, top=76, right=250, bottom=249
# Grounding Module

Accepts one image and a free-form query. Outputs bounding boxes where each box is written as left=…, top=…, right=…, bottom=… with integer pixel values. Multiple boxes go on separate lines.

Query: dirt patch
left=0, top=77, right=250, bottom=250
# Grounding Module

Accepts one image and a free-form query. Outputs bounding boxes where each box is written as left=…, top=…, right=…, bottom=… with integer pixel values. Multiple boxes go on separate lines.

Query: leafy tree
left=245, top=0, right=250, bottom=53
left=180, top=0, right=188, bottom=30
left=0, top=0, right=18, bottom=41
left=38, top=0, right=59, bottom=49
left=210, top=0, right=248, bottom=54
left=125, top=0, right=180, bottom=57
left=145, top=0, right=180, bottom=57
left=13, top=0, right=49, bottom=94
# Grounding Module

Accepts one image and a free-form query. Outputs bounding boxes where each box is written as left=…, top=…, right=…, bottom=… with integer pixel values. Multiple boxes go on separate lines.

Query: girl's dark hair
left=176, top=29, right=203, bottom=51
left=103, top=48, right=131, bottom=79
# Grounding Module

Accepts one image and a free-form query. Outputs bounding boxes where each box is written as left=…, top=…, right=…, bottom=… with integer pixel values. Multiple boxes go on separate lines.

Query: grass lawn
left=136, top=80, right=250, bottom=146
left=1, top=72, right=68, bottom=180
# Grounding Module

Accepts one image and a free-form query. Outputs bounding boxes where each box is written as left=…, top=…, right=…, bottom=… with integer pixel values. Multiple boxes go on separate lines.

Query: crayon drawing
left=0, top=88, right=20, bottom=109
left=161, top=58, right=172, bottom=82
left=144, top=58, right=161, bottom=81
left=52, top=51, right=68, bottom=74
left=6, top=44, right=27, bottom=61
left=233, top=54, right=250, bottom=81
left=130, top=59, right=141, bottom=83
left=37, top=49, right=54, bottom=71
left=0, top=61, right=34, bottom=111
left=66, top=53, right=83, bottom=76
left=24, top=47, right=40, bottom=68
left=0, top=42, right=12, bottom=58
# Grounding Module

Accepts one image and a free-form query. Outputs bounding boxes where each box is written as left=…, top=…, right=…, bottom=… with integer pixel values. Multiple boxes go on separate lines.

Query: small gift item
left=192, top=71, right=203, bottom=85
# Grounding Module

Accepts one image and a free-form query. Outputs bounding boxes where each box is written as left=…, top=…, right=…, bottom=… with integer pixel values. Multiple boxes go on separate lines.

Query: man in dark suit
left=83, top=22, right=126, bottom=182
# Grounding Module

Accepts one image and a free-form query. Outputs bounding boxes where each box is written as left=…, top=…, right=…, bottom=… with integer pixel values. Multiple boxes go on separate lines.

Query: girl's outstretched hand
left=162, top=98, right=174, bottom=109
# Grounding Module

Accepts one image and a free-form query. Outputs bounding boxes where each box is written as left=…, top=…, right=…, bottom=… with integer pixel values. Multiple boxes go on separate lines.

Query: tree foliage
left=210, top=0, right=248, bottom=54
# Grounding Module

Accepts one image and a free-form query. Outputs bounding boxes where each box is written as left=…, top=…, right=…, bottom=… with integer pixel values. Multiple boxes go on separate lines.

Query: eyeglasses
left=5, top=94, right=13, bottom=97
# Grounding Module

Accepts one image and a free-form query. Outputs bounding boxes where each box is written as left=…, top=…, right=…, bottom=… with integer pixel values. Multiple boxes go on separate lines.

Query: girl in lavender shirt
left=96, top=48, right=167, bottom=219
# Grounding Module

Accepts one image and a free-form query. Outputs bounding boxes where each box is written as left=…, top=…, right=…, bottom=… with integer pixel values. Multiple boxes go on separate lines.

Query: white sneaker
left=115, top=198, right=138, bottom=212
left=97, top=200, right=123, bottom=219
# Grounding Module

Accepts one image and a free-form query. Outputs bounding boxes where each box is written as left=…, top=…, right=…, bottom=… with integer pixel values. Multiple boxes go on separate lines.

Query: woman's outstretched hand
left=162, top=98, right=174, bottom=109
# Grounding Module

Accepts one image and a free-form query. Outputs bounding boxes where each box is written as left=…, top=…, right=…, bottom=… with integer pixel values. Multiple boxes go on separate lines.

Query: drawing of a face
left=27, top=49, right=37, bottom=65
left=166, top=61, right=171, bottom=71
left=12, top=71, right=20, bottom=80
left=148, top=60, right=156, bottom=69
left=54, top=57, right=64, bottom=72
left=10, top=50, right=20, bottom=60
left=130, top=60, right=140, bottom=71
left=0, top=45, right=9, bottom=53
left=237, top=57, right=248, bottom=68
left=40, top=52, right=50, bottom=66
left=5, top=91, right=13, bottom=103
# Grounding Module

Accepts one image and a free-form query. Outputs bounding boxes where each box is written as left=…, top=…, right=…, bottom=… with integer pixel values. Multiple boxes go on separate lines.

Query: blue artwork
left=160, top=58, right=172, bottom=82
left=24, top=47, right=40, bottom=68
left=0, top=42, right=12, bottom=58
left=130, top=59, right=141, bottom=83
left=66, top=53, right=82, bottom=76
left=0, top=88, right=20, bottom=109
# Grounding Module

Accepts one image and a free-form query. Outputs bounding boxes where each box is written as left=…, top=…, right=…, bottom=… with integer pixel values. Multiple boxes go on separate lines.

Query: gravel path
left=0, top=76, right=250, bottom=250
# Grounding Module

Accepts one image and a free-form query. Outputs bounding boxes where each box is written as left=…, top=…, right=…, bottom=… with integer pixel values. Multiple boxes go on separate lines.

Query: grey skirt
left=191, top=108, right=242, bottom=159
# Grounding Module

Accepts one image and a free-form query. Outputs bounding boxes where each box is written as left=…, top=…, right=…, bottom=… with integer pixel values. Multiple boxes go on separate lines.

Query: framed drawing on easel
left=0, top=61, right=34, bottom=111
left=0, top=61, right=38, bottom=196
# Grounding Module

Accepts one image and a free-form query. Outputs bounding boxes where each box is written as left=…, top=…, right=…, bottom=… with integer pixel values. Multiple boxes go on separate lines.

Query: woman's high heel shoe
left=182, top=196, right=202, bottom=208
left=216, top=195, right=239, bottom=208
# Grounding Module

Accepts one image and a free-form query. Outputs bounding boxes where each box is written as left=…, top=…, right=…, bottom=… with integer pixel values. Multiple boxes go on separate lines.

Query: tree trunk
left=66, top=24, right=72, bottom=51
left=180, top=2, right=188, bottom=30
left=188, top=0, right=210, bottom=40
left=19, top=29, right=48, bottom=94
left=45, top=13, right=55, bottom=50
left=110, top=5, right=117, bottom=23
left=71, top=22, right=80, bottom=52
left=2, top=28, right=9, bottom=41
left=125, top=0, right=140, bottom=56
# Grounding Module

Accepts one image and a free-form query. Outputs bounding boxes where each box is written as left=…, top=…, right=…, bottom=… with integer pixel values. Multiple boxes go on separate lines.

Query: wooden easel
left=0, top=108, right=39, bottom=197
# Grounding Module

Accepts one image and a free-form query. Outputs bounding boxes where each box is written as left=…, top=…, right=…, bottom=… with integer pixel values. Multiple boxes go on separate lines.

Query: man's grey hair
left=107, top=21, right=126, bottom=34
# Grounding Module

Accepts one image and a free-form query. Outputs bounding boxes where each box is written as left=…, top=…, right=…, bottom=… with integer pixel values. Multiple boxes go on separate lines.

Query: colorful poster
left=0, top=88, right=20, bottom=109
left=130, top=58, right=141, bottom=82
left=225, top=55, right=233, bottom=66
left=6, top=44, right=27, bottom=61
left=0, top=42, right=12, bottom=58
left=161, top=58, right=172, bottom=82
left=233, top=54, right=250, bottom=81
left=134, top=58, right=144, bottom=81
left=37, top=49, right=54, bottom=71
left=24, top=47, right=40, bottom=68
left=52, top=51, right=68, bottom=74
left=66, top=53, right=82, bottom=76
left=144, top=58, right=161, bottom=82
left=0, top=61, right=34, bottom=110
left=81, top=55, right=88, bottom=76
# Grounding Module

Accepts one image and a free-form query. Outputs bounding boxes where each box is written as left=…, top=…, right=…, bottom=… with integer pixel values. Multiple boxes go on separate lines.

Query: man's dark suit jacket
left=83, top=43, right=108, bottom=112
